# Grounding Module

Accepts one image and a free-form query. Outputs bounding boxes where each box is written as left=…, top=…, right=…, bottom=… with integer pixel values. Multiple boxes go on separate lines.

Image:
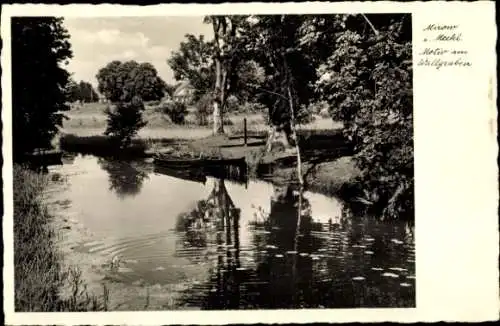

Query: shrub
left=226, top=95, right=239, bottom=113
left=160, top=101, right=188, bottom=124
left=104, top=96, right=147, bottom=148
left=194, top=93, right=213, bottom=126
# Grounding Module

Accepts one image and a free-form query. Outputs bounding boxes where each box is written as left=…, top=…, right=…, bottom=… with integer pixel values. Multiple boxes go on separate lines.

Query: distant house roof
left=173, top=80, right=195, bottom=98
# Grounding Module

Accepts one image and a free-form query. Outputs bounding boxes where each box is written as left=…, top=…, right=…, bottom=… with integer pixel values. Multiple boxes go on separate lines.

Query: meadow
left=61, top=102, right=342, bottom=139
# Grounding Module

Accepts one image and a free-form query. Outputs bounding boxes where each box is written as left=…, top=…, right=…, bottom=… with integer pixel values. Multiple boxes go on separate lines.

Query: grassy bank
left=13, top=165, right=107, bottom=311
left=267, top=156, right=361, bottom=195
left=60, top=134, right=150, bottom=158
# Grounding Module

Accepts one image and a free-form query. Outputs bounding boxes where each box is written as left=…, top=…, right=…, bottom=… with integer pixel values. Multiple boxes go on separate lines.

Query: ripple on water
left=382, top=272, right=399, bottom=278
left=51, top=157, right=416, bottom=308
left=153, top=266, right=165, bottom=271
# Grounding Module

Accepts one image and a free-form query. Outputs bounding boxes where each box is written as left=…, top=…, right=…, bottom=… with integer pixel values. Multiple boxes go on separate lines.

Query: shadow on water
left=48, top=155, right=415, bottom=309
left=97, top=158, right=150, bottom=199
left=174, top=178, right=415, bottom=309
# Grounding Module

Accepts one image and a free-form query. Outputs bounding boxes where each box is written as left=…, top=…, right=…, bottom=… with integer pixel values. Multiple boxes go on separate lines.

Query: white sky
left=62, top=17, right=213, bottom=88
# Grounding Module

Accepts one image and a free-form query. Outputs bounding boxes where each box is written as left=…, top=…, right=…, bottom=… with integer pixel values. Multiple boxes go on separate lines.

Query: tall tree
left=168, top=20, right=265, bottom=130
left=241, top=15, right=318, bottom=186
left=167, top=34, right=215, bottom=101
left=78, top=81, right=99, bottom=103
left=315, top=14, right=413, bottom=220
left=65, top=78, right=80, bottom=103
left=243, top=16, right=317, bottom=144
left=96, top=60, right=166, bottom=103
left=205, top=16, right=236, bottom=134
left=12, top=17, right=73, bottom=158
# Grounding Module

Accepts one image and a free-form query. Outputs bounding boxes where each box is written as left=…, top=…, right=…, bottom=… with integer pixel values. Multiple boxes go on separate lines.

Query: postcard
left=2, top=2, right=498, bottom=324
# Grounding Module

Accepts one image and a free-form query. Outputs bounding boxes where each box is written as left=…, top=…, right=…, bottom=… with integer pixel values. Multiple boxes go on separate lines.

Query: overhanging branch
left=361, top=14, right=379, bottom=36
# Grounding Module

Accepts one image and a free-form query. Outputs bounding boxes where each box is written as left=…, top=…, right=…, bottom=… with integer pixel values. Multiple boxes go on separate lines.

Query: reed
left=13, top=165, right=108, bottom=311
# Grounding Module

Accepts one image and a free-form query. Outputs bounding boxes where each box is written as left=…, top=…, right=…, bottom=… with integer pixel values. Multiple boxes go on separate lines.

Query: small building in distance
left=172, top=80, right=195, bottom=104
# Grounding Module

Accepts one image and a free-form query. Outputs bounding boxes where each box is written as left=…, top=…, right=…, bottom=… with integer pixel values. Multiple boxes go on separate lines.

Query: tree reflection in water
left=173, top=175, right=415, bottom=309
left=174, top=176, right=329, bottom=309
left=248, top=184, right=324, bottom=309
left=97, top=158, right=149, bottom=199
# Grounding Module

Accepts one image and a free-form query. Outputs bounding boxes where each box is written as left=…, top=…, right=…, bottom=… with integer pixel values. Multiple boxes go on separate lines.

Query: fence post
left=244, top=117, right=247, bottom=147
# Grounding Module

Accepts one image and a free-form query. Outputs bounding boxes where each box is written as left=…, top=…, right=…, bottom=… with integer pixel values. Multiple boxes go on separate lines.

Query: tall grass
left=13, top=165, right=107, bottom=311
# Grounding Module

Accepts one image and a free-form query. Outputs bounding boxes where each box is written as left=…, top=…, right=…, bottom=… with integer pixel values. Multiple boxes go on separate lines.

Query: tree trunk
left=211, top=18, right=229, bottom=136
left=213, top=58, right=224, bottom=135
left=286, top=85, right=304, bottom=187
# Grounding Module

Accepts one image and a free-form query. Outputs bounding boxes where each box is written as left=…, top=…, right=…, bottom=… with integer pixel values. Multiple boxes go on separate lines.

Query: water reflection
left=49, top=155, right=415, bottom=309
left=175, top=180, right=415, bottom=309
left=98, top=158, right=149, bottom=199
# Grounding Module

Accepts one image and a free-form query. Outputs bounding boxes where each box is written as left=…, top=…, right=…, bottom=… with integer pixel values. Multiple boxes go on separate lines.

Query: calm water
left=48, top=154, right=415, bottom=309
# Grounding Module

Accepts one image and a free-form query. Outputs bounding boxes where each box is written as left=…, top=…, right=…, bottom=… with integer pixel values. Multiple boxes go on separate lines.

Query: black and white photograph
left=2, top=2, right=497, bottom=323
left=10, top=10, right=416, bottom=312
left=8, top=11, right=414, bottom=311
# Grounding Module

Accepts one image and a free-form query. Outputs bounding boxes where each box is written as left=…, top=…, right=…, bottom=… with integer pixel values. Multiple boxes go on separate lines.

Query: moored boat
left=153, top=165, right=207, bottom=184
left=153, top=155, right=246, bottom=169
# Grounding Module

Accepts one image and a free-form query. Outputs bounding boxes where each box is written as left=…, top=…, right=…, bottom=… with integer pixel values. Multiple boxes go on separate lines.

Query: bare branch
left=244, top=82, right=290, bottom=101
left=361, top=14, right=379, bottom=36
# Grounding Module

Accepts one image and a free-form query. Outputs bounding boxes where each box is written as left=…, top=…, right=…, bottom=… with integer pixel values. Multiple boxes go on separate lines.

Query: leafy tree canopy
left=66, top=78, right=99, bottom=103
left=96, top=60, right=166, bottom=103
left=12, top=17, right=73, bottom=157
left=314, top=14, right=413, bottom=220
left=167, top=31, right=266, bottom=104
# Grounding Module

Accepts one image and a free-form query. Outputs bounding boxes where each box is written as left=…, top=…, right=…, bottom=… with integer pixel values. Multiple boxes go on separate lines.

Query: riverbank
left=58, top=131, right=361, bottom=199
left=13, top=165, right=107, bottom=311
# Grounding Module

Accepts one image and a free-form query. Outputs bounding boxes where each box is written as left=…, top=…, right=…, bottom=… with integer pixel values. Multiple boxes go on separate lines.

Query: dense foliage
left=161, top=101, right=189, bottom=125
left=104, top=96, right=147, bottom=147
left=66, top=79, right=99, bottom=103
left=313, top=14, right=413, bottom=220
left=168, top=34, right=215, bottom=102
left=96, top=60, right=165, bottom=146
left=231, top=14, right=413, bottom=220
left=194, top=92, right=214, bottom=126
left=243, top=15, right=318, bottom=131
left=167, top=21, right=266, bottom=133
left=96, top=60, right=166, bottom=103
left=12, top=17, right=73, bottom=158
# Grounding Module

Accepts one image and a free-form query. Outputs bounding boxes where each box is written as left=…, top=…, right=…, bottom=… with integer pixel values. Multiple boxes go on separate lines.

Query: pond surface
left=48, top=154, right=415, bottom=309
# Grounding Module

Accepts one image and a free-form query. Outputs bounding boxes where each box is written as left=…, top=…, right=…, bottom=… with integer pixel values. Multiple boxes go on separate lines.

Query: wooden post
left=243, top=117, right=247, bottom=147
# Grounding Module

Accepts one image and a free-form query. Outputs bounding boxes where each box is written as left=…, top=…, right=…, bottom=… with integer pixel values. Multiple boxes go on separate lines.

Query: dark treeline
left=66, top=79, right=99, bottom=103
left=12, top=17, right=73, bottom=159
